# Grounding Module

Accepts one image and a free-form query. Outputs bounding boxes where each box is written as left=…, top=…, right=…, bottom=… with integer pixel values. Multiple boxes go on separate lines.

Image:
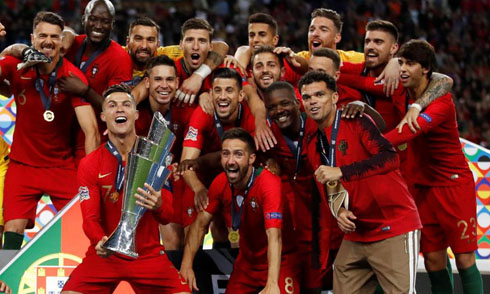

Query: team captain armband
left=326, top=180, right=349, bottom=218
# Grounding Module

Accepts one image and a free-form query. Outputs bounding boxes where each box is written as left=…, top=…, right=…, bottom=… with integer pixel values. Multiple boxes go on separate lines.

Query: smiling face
left=301, top=81, right=338, bottom=127
left=83, top=1, right=113, bottom=45
left=308, top=17, right=340, bottom=53
left=127, top=25, right=159, bottom=68
left=101, top=92, right=138, bottom=137
left=264, top=88, right=300, bottom=132
left=248, top=22, right=279, bottom=49
left=252, top=52, right=284, bottom=91
left=221, top=138, right=256, bottom=187
left=146, top=64, right=179, bottom=106
left=364, top=30, right=398, bottom=72
left=399, top=57, right=429, bottom=89
left=31, top=22, right=62, bottom=61
left=180, top=29, right=212, bottom=71
left=212, top=77, right=244, bottom=121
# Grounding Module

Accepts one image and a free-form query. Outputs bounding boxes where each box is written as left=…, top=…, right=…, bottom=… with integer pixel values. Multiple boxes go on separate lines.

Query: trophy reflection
left=103, top=112, right=175, bottom=258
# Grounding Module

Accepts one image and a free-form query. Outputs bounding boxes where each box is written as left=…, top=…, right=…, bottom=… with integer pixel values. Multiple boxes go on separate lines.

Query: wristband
left=408, top=103, right=422, bottom=112
left=194, top=64, right=212, bottom=79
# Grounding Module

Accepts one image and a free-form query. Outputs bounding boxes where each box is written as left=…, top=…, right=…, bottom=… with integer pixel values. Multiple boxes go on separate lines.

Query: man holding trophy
left=62, top=84, right=190, bottom=294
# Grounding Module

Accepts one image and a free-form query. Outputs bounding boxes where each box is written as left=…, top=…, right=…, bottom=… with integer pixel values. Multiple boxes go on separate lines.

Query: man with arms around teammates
left=384, top=40, right=483, bottom=294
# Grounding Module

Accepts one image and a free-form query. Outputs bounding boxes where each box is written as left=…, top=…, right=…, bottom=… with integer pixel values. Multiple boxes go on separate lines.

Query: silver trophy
left=103, top=112, right=176, bottom=258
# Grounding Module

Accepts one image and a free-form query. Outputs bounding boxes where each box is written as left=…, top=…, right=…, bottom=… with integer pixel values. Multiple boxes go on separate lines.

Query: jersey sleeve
left=107, top=45, right=133, bottom=87
left=151, top=186, right=174, bottom=225
left=340, top=116, right=399, bottom=181
left=339, top=61, right=364, bottom=75
left=206, top=174, right=227, bottom=215
left=0, top=56, right=20, bottom=80
left=78, top=156, right=106, bottom=246
left=183, top=106, right=213, bottom=150
left=384, top=95, right=452, bottom=146
left=260, top=172, right=283, bottom=230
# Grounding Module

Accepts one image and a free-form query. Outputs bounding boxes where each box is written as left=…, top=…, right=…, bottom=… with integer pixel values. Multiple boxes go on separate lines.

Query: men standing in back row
left=0, top=11, right=99, bottom=249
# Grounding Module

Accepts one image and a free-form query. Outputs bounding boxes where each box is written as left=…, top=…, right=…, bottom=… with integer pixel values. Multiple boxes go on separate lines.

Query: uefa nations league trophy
left=103, top=112, right=176, bottom=258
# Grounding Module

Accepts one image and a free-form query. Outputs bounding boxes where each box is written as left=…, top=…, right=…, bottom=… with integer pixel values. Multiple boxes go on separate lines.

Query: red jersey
left=78, top=143, right=173, bottom=257
left=265, top=115, right=317, bottom=243
left=384, top=93, right=472, bottom=186
left=307, top=115, right=421, bottom=242
left=135, top=100, right=195, bottom=162
left=337, top=84, right=362, bottom=107
left=0, top=56, right=89, bottom=168
left=339, top=62, right=408, bottom=132
left=183, top=102, right=256, bottom=154
left=65, top=35, right=133, bottom=95
left=206, top=169, right=296, bottom=270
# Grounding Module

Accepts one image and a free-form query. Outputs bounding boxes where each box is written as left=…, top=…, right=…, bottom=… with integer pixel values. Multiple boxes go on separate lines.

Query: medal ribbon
left=230, top=167, right=257, bottom=231
left=34, top=58, right=63, bottom=112
left=180, top=58, right=191, bottom=77
left=214, top=103, right=242, bottom=141
left=317, top=110, right=342, bottom=167
left=105, top=140, right=126, bottom=192
left=282, top=113, right=306, bottom=178
left=74, top=38, right=111, bottom=73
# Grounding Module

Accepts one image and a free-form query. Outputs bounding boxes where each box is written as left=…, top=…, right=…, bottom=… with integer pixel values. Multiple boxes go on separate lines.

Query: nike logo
left=20, top=76, right=32, bottom=80
left=98, top=172, right=112, bottom=178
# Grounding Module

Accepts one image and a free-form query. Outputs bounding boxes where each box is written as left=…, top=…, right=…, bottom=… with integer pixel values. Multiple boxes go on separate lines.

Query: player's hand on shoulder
left=273, top=46, right=300, bottom=68
left=17, top=47, right=51, bottom=70
left=397, top=106, right=421, bottom=134
left=199, top=91, right=214, bottom=115
left=254, top=120, right=277, bottom=152
left=224, top=54, right=247, bottom=74
left=180, top=266, right=199, bottom=292
left=58, top=72, right=88, bottom=97
left=95, top=236, right=113, bottom=258
left=177, top=159, right=199, bottom=175
left=341, top=101, right=365, bottom=119
left=135, top=183, right=162, bottom=210
left=375, top=57, right=400, bottom=96
left=175, top=74, right=201, bottom=106
left=337, top=207, right=357, bottom=234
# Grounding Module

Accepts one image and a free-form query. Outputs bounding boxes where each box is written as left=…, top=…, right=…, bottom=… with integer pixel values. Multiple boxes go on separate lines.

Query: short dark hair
left=251, top=45, right=284, bottom=68
left=103, top=83, right=135, bottom=102
left=298, top=71, right=337, bottom=93
left=311, top=8, right=342, bottom=33
left=222, top=128, right=255, bottom=154
left=212, top=68, right=243, bottom=90
left=129, top=16, right=160, bottom=36
left=146, top=55, right=177, bottom=77
left=264, top=81, right=296, bottom=100
left=366, top=20, right=399, bottom=42
left=398, top=39, right=436, bottom=78
left=311, top=48, right=341, bottom=70
left=33, top=11, right=64, bottom=31
left=248, top=13, right=278, bottom=35
left=181, top=18, right=213, bottom=40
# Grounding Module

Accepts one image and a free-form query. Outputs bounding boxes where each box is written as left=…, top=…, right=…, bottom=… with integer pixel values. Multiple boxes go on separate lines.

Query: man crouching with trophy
left=63, top=84, right=190, bottom=294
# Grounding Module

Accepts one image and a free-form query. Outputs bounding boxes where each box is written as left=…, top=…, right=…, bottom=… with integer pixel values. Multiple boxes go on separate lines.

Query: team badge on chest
left=338, top=140, right=348, bottom=155
left=250, top=197, right=258, bottom=212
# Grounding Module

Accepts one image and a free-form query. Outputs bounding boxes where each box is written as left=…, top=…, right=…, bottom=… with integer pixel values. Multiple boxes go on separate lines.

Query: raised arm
left=74, top=105, right=100, bottom=155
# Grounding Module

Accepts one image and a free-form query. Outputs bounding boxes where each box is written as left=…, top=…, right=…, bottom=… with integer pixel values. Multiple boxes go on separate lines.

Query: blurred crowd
left=1, top=0, right=489, bottom=146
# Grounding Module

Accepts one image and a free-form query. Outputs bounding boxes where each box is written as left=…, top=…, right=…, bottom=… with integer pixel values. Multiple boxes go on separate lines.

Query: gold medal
left=43, top=110, right=55, bottom=122
left=327, top=181, right=338, bottom=188
left=228, top=230, right=239, bottom=243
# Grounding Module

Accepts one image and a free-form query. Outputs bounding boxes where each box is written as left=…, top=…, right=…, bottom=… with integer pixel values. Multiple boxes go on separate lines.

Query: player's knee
left=4, top=219, right=28, bottom=233
left=454, top=252, right=476, bottom=270
left=423, top=251, right=447, bottom=271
